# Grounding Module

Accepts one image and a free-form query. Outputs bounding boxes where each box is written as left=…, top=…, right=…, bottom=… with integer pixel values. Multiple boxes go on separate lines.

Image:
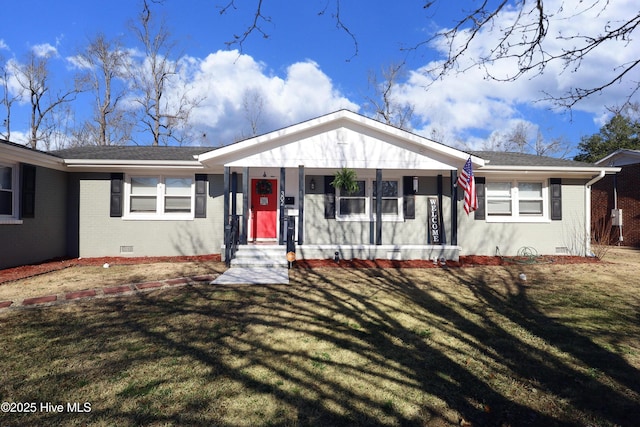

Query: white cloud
left=31, top=43, right=58, bottom=58
left=0, top=39, right=8, bottom=51
left=399, top=0, right=639, bottom=149
left=180, top=50, right=359, bottom=145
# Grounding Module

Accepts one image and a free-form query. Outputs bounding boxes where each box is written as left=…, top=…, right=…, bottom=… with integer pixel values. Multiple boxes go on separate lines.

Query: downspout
left=585, top=171, right=605, bottom=256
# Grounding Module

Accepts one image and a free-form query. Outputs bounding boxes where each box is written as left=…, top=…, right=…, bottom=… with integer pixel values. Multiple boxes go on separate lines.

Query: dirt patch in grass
left=0, top=255, right=224, bottom=302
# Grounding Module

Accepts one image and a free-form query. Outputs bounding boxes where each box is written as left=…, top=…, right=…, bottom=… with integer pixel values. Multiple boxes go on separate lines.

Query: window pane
left=519, top=200, right=543, bottom=215
left=342, top=181, right=365, bottom=197
left=339, top=199, right=366, bottom=215
left=165, top=196, right=191, bottom=213
left=0, top=166, right=12, bottom=190
left=131, top=177, right=158, bottom=195
left=373, top=181, right=398, bottom=197
left=519, top=182, right=542, bottom=198
left=486, top=182, right=511, bottom=197
left=165, top=178, right=192, bottom=196
left=130, top=196, right=157, bottom=212
left=0, top=191, right=12, bottom=215
left=487, top=200, right=511, bottom=215
left=381, top=199, right=399, bottom=215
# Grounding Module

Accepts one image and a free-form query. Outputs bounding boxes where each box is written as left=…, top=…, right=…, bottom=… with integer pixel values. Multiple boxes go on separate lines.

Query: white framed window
left=336, top=177, right=403, bottom=221
left=485, top=180, right=548, bottom=222
left=0, top=163, right=18, bottom=221
left=374, top=180, right=401, bottom=216
left=337, top=180, right=368, bottom=220
left=125, top=175, right=194, bottom=219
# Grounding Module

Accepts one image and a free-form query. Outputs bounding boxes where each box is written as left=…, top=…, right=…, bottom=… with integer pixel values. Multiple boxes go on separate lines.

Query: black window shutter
left=20, top=163, right=36, bottom=218
left=324, top=176, right=335, bottom=219
left=474, top=177, right=486, bottom=220
left=195, top=174, right=207, bottom=218
left=550, top=178, right=562, bottom=220
left=402, top=176, right=415, bottom=220
left=110, top=173, right=123, bottom=217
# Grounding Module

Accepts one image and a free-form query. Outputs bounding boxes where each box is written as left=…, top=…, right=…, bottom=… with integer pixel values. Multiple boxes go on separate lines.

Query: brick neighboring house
left=593, top=149, right=640, bottom=247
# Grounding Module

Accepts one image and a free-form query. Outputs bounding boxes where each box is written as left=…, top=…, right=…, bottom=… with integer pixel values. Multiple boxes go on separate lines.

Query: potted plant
left=331, top=167, right=359, bottom=194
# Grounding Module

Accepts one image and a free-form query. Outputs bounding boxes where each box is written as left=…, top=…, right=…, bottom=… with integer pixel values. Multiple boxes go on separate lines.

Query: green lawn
left=1, top=257, right=639, bottom=426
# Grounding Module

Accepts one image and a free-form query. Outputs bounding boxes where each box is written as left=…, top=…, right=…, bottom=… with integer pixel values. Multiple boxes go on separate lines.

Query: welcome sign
left=427, top=197, right=441, bottom=244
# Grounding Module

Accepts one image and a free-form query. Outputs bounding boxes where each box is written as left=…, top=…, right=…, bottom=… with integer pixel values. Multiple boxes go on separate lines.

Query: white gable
left=199, top=110, right=482, bottom=170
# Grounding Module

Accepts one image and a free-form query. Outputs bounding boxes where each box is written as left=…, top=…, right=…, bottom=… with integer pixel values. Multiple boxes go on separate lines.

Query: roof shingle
left=471, top=151, right=596, bottom=167
left=52, top=145, right=214, bottom=161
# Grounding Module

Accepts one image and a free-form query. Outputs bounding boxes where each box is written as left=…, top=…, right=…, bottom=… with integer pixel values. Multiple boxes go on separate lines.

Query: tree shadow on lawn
left=441, top=264, right=640, bottom=423
left=2, top=264, right=639, bottom=426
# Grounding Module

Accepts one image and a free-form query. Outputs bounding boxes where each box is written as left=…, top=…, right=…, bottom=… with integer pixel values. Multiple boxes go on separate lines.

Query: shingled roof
left=4, top=138, right=600, bottom=168
left=52, top=145, right=215, bottom=161
left=470, top=151, right=596, bottom=168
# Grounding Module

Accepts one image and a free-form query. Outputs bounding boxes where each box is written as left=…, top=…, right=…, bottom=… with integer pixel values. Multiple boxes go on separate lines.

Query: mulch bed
left=0, top=253, right=599, bottom=285
left=0, top=254, right=221, bottom=285
left=294, top=255, right=600, bottom=269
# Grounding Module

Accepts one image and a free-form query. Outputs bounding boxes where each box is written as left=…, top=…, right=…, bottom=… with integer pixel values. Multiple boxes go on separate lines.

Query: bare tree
left=242, top=87, right=264, bottom=136
left=364, top=62, right=414, bottom=131
left=480, top=121, right=571, bottom=157
left=219, top=0, right=358, bottom=60
left=419, top=1, right=639, bottom=109
left=10, top=50, right=83, bottom=150
left=480, top=131, right=513, bottom=152
left=129, top=0, right=202, bottom=146
left=219, top=1, right=639, bottom=109
left=74, top=33, right=133, bottom=146
left=0, top=57, right=20, bottom=141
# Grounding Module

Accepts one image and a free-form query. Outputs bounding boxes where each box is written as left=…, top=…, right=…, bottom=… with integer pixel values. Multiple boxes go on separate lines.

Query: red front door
left=251, top=179, right=278, bottom=240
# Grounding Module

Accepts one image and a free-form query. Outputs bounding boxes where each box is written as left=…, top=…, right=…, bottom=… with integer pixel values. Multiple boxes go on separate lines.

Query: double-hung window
left=518, top=182, right=544, bottom=215
left=126, top=175, right=194, bottom=219
left=485, top=180, right=547, bottom=222
left=486, top=182, right=512, bottom=216
left=0, top=163, right=17, bottom=219
left=164, top=178, right=192, bottom=213
left=373, top=180, right=401, bottom=216
left=337, top=180, right=367, bottom=219
left=130, top=177, right=159, bottom=213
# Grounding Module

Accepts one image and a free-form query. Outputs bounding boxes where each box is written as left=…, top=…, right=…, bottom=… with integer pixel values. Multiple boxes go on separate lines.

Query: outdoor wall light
left=263, top=171, right=267, bottom=178
left=413, top=176, right=419, bottom=193
left=310, top=178, right=316, bottom=191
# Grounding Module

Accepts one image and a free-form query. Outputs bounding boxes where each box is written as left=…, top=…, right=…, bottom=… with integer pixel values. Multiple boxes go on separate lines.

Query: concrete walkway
left=211, top=267, right=290, bottom=285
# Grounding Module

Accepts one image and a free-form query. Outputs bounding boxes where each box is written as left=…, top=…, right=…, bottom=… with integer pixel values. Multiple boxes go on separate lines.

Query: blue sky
left=1, top=0, right=638, bottom=156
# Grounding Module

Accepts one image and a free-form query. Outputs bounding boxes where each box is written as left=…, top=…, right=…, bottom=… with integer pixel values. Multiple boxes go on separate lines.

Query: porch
left=221, top=165, right=463, bottom=263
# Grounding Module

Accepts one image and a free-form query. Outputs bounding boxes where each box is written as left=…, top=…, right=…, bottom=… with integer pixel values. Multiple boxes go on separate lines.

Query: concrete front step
left=230, top=245, right=289, bottom=268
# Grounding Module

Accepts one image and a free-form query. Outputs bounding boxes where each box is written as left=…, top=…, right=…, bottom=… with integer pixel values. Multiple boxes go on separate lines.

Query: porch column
left=279, top=167, right=286, bottom=245
left=231, top=172, right=238, bottom=218
left=298, top=165, right=304, bottom=245
left=376, top=168, right=382, bottom=245
left=242, top=167, right=249, bottom=244
left=223, top=167, right=230, bottom=248
left=451, top=169, right=458, bottom=246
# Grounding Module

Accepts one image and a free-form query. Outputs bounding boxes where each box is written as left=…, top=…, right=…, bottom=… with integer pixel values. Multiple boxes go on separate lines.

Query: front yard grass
left=1, top=248, right=639, bottom=426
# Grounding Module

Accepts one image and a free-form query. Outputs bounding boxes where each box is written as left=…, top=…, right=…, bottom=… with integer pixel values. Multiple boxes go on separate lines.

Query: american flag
left=457, top=158, right=478, bottom=214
